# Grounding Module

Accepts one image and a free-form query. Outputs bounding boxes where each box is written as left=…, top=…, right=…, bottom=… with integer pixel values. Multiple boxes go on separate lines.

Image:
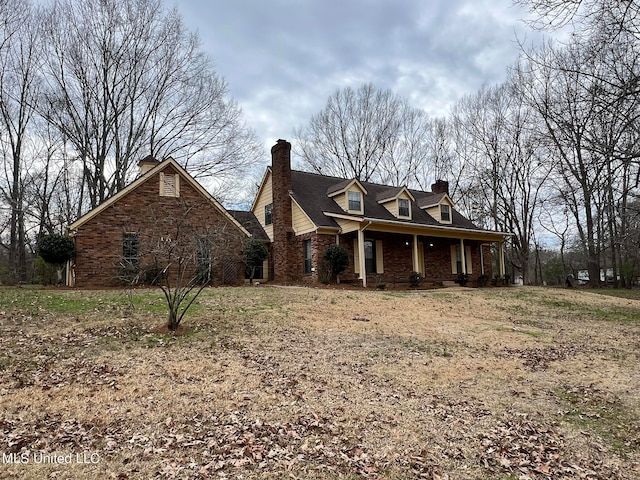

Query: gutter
left=361, top=216, right=512, bottom=238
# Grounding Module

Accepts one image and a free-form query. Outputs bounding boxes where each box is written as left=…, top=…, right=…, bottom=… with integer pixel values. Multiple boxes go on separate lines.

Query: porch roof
left=290, top=170, right=508, bottom=240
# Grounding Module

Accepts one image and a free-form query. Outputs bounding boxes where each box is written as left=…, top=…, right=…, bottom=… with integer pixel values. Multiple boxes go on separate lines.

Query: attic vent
left=160, top=172, right=180, bottom=197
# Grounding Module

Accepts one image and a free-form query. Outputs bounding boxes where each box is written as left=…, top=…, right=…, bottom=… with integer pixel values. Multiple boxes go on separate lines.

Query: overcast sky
left=178, top=0, right=546, bottom=161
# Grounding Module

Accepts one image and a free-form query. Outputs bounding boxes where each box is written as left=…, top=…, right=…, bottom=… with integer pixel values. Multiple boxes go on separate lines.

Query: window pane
left=364, top=240, right=376, bottom=273
left=304, top=240, right=312, bottom=274
left=123, top=233, right=139, bottom=265
left=441, top=204, right=450, bottom=221
left=348, top=191, right=361, bottom=211
left=264, top=203, right=273, bottom=225
left=196, top=236, right=211, bottom=283
left=399, top=198, right=410, bottom=217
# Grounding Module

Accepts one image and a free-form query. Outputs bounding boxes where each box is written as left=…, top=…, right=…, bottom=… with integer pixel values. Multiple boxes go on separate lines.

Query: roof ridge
left=291, top=169, right=439, bottom=195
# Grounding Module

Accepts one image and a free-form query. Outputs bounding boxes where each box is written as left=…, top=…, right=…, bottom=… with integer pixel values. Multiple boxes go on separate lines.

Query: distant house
left=244, top=139, right=510, bottom=286
left=66, top=157, right=250, bottom=287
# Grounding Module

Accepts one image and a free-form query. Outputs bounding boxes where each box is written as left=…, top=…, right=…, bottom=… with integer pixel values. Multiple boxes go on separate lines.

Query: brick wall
left=320, top=232, right=494, bottom=286
left=72, top=165, right=246, bottom=287
left=270, top=140, right=297, bottom=283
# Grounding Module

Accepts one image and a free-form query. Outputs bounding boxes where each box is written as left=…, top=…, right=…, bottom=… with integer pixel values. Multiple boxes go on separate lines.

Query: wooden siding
left=252, top=170, right=274, bottom=241
left=292, top=201, right=315, bottom=235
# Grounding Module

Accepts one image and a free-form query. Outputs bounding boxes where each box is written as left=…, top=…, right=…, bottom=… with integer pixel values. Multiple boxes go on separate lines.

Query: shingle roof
left=290, top=170, right=481, bottom=231
left=229, top=210, right=270, bottom=242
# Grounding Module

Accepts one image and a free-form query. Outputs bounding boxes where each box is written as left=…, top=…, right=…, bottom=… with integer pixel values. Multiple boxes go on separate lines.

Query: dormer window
left=441, top=204, right=451, bottom=222
left=348, top=191, right=362, bottom=212
left=398, top=198, right=410, bottom=218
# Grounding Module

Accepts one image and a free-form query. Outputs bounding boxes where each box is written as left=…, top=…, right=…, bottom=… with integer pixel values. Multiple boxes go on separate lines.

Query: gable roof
left=289, top=170, right=481, bottom=231
left=68, top=157, right=250, bottom=237
left=376, top=186, right=416, bottom=203
left=326, top=178, right=368, bottom=196
left=416, top=192, right=451, bottom=209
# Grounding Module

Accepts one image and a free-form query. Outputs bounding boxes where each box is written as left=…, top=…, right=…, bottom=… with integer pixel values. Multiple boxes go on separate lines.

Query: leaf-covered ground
left=0, top=285, right=639, bottom=479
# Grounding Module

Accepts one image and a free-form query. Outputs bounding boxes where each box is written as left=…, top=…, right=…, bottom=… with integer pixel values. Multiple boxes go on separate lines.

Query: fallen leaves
left=500, top=344, right=581, bottom=370
left=478, top=411, right=621, bottom=479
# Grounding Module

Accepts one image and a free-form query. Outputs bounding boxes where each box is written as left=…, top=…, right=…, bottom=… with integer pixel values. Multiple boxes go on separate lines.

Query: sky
left=178, top=0, right=546, bottom=164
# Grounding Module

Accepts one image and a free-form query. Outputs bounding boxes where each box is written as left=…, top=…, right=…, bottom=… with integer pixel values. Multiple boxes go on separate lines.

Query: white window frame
left=348, top=190, right=362, bottom=213
left=398, top=198, right=411, bottom=218
left=440, top=204, right=451, bottom=222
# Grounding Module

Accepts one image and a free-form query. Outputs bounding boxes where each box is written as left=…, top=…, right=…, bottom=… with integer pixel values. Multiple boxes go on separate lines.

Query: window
left=245, top=262, right=264, bottom=280
left=440, top=204, right=451, bottom=222
left=303, top=239, right=312, bottom=274
left=364, top=240, right=376, bottom=274
left=196, top=236, right=211, bottom=283
left=160, top=172, right=180, bottom=197
left=354, top=239, right=383, bottom=275
left=398, top=198, right=410, bottom=217
left=123, top=233, right=139, bottom=269
left=348, top=191, right=362, bottom=211
left=264, top=203, right=273, bottom=225
left=451, top=245, right=473, bottom=275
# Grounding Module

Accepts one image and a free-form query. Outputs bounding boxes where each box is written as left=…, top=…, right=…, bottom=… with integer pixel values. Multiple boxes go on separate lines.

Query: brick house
left=248, top=139, right=510, bottom=287
left=66, top=157, right=250, bottom=287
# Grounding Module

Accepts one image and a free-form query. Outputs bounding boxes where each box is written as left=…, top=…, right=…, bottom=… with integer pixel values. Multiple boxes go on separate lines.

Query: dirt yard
left=0, top=285, right=639, bottom=479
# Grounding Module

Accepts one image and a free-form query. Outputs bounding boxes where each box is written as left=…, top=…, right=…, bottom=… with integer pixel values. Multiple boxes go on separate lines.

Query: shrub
left=34, top=256, right=58, bottom=285
left=323, top=244, right=349, bottom=283
left=37, top=234, right=75, bottom=266
left=456, top=273, right=469, bottom=286
left=243, top=238, right=268, bottom=283
left=409, top=271, right=422, bottom=288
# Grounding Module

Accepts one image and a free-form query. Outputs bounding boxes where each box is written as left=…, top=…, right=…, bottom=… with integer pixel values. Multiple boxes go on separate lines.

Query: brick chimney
left=138, top=155, right=159, bottom=175
left=431, top=179, right=449, bottom=195
left=271, top=139, right=295, bottom=283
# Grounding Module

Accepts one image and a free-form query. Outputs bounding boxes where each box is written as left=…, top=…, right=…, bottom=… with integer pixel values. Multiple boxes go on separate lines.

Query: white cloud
left=179, top=0, right=546, bottom=150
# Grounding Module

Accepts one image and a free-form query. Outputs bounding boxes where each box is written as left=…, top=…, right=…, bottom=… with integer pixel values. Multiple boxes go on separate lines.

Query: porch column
left=357, top=227, right=367, bottom=287
left=460, top=238, right=466, bottom=274
left=480, top=244, right=485, bottom=275
left=412, top=234, right=420, bottom=274
left=499, top=240, right=506, bottom=276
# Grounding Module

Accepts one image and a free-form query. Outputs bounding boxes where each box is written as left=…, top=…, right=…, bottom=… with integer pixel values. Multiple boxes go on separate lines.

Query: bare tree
left=39, top=0, right=262, bottom=214
left=294, top=83, right=438, bottom=187
left=119, top=200, right=246, bottom=331
left=515, top=35, right=640, bottom=286
left=0, top=0, right=40, bottom=282
left=450, top=81, right=551, bottom=284
left=515, top=0, right=640, bottom=38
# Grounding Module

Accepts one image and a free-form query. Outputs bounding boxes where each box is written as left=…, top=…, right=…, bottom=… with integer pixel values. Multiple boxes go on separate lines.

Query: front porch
left=309, top=228, right=507, bottom=287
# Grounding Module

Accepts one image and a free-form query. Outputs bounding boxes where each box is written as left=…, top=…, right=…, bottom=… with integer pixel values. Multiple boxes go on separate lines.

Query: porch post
left=459, top=238, right=466, bottom=274
left=358, top=227, right=367, bottom=287
left=412, top=234, right=420, bottom=274
left=499, top=240, right=506, bottom=276
left=480, top=244, right=485, bottom=275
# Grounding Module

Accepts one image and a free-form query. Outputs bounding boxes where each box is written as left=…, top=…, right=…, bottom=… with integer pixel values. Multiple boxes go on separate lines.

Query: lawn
left=0, top=285, right=639, bottom=479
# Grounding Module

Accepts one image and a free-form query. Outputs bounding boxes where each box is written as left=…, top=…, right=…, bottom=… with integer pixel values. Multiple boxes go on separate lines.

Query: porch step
left=441, top=281, right=458, bottom=287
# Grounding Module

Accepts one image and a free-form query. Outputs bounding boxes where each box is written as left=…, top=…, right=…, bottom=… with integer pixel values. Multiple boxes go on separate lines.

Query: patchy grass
left=0, top=285, right=639, bottom=479
left=554, top=384, right=640, bottom=456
